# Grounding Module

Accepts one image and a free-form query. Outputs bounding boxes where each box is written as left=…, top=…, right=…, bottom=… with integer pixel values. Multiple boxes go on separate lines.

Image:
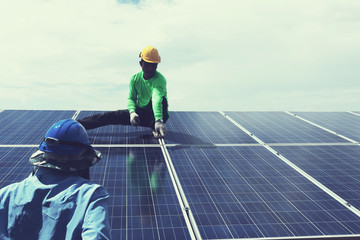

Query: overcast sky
left=1, top=0, right=359, bottom=111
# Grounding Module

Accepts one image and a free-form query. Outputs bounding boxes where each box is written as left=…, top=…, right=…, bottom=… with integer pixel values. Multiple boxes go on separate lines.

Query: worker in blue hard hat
left=0, top=119, right=111, bottom=240
left=77, top=45, right=169, bottom=138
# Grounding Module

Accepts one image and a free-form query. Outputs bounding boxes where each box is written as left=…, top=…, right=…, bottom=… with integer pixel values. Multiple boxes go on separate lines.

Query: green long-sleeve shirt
left=127, top=70, right=168, bottom=121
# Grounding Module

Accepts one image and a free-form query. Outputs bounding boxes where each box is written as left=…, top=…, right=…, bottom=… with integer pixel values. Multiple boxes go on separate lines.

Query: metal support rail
left=158, top=138, right=202, bottom=240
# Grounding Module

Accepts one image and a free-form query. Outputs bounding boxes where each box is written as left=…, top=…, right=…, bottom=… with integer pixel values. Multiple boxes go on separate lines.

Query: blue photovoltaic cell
left=224, top=112, right=349, bottom=143
left=291, top=112, right=360, bottom=142
left=0, top=110, right=76, bottom=144
left=76, top=111, right=159, bottom=145
left=90, top=147, right=191, bottom=240
left=272, top=145, right=360, bottom=210
left=165, top=112, right=257, bottom=145
left=0, top=147, right=37, bottom=189
left=167, top=145, right=360, bottom=239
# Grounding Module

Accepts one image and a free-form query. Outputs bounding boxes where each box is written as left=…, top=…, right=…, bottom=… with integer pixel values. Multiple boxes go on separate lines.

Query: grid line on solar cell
left=224, top=111, right=349, bottom=144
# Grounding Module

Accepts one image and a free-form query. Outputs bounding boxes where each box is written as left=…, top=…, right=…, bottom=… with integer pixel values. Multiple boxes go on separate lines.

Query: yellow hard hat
left=140, top=46, right=161, bottom=63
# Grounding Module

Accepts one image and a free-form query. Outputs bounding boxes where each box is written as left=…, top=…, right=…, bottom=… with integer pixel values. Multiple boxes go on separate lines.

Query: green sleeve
left=127, top=75, right=137, bottom=113
left=152, top=76, right=167, bottom=120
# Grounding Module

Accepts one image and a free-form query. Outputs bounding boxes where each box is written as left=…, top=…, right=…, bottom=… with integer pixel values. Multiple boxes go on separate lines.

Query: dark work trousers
left=78, top=98, right=169, bottom=130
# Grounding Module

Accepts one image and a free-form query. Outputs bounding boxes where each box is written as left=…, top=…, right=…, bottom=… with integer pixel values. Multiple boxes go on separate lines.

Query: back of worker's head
left=29, top=119, right=101, bottom=178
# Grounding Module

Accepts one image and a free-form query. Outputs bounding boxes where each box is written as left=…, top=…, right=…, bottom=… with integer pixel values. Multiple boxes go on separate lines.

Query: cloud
left=0, top=0, right=359, bottom=111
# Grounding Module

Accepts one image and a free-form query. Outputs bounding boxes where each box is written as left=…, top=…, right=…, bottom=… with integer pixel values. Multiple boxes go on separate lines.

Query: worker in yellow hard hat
left=77, top=46, right=169, bottom=138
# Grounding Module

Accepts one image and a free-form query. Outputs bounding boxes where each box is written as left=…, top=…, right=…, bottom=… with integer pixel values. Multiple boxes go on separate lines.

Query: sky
left=0, top=0, right=359, bottom=111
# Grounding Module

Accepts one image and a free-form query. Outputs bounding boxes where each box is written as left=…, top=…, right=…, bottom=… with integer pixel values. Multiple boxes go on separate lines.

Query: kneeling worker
left=0, top=119, right=111, bottom=240
left=78, top=45, right=169, bottom=138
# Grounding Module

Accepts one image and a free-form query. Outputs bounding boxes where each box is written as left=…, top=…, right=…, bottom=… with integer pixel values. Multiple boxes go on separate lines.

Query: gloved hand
left=130, top=112, right=140, bottom=126
left=154, top=120, right=167, bottom=138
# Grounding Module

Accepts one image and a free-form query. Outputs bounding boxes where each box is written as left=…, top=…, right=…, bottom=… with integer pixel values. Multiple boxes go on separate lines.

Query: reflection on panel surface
left=91, top=147, right=191, bottom=239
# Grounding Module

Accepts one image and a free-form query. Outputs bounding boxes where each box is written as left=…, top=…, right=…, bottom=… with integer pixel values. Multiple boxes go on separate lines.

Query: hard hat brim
left=142, top=58, right=161, bottom=64
left=29, top=149, right=102, bottom=172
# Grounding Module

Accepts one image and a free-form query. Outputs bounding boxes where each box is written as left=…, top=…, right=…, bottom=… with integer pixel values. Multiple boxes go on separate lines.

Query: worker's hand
left=130, top=112, right=140, bottom=126
left=154, top=120, right=167, bottom=138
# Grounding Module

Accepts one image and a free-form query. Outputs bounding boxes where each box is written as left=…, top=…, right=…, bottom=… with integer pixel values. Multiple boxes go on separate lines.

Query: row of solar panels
left=1, top=110, right=360, bottom=145
left=0, top=110, right=360, bottom=240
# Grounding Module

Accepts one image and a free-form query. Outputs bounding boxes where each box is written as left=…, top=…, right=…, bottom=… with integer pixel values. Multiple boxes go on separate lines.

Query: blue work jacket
left=0, top=167, right=111, bottom=240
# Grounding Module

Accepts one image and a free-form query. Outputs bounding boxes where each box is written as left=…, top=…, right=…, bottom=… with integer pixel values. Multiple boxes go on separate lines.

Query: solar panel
left=0, top=147, right=36, bottom=188
left=224, top=112, right=349, bottom=143
left=271, top=145, right=360, bottom=210
left=90, top=147, right=191, bottom=239
left=0, top=110, right=76, bottom=144
left=166, top=145, right=360, bottom=239
left=1, top=110, right=360, bottom=240
left=164, top=112, right=257, bottom=145
left=290, top=112, right=360, bottom=142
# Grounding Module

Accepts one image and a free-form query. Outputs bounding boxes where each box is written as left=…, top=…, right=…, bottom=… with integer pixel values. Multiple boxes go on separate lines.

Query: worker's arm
left=152, top=76, right=167, bottom=138
left=0, top=187, right=11, bottom=239
left=152, top=77, right=166, bottom=121
left=127, top=75, right=137, bottom=114
left=82, top=188, right=111, bottom=240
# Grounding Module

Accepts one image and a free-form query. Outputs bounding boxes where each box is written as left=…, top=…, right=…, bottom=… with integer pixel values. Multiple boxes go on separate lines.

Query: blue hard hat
left=39, top=119, right=91, bottom=155
left=31, top=119, right=101, bottom=173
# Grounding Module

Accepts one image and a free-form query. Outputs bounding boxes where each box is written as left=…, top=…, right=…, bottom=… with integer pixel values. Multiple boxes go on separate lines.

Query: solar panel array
left=1, top=110, right=360, bottom=239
